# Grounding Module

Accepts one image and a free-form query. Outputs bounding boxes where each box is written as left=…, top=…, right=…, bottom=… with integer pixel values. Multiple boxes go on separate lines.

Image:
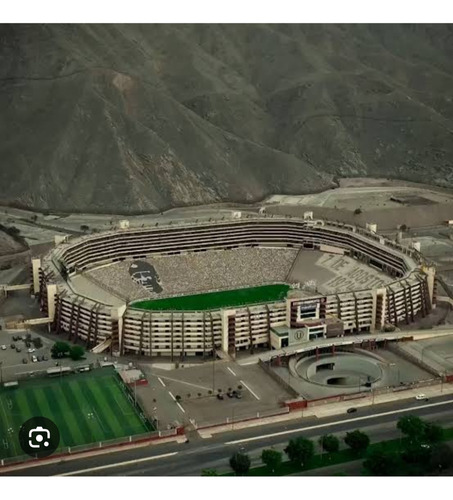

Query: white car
left=1, top=345, right=6, bottom=350
left=31, top=355, right=38, bottom=363
left=415, top=394, right=428, bottom=401
left=28, top=348, right=35, bottom=353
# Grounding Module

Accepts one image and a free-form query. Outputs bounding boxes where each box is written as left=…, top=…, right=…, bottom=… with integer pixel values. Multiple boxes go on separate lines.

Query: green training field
left=0, top=368, right=153, bottom=460
left=133, top=283, right=291, bottom=311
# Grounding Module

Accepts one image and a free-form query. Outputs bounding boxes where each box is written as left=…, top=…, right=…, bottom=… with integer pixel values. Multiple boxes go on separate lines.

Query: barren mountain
left=0, top=24, right=452, bottom=213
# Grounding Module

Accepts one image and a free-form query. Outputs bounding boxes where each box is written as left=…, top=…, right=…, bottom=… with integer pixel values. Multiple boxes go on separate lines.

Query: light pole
left=212, top=349, right=216, bottom=393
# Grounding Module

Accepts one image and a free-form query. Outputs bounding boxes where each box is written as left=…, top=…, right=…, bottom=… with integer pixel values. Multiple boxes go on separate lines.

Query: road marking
left=158, top=375, right=211, bottom=391
left=168, top=391, right=176, bottom=401
left=158, top=377, right=166, bottom=387
left=240, top=380, right=260, bottom=400
left=225, top=399, right=453, bottom=445
left=56, top=452, right=179, bottom=476
left=176, top=402, right=186, bottom=414
left=227, top=367, right=237, bottom=376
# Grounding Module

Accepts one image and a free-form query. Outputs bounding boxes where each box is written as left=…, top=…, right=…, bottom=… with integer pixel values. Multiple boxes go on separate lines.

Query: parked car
left=216, top=393, right=224, bottom=400
left=37, top=355, right=42, bottom=362
left=22, top=358, right=28, bottom=364
left=16, top=347, right=22, bottom=353
left=347, top=408, right=357, bottom=414
left=235, top=391, right=242, bottom=399
left=10, top=343, right=15, bottom=349
left=415, top=394, right=428, bottom=401
left=28, top=348, right=35, bottom=353
left=1, top=345, right=6, bottom=350
left=31, top=355, right=38, bottom=363
left=227, top=391, right=234, bottom=398
left=25, top=341, right=31, bottom=348
left=12, top=336, right=18, bottom=341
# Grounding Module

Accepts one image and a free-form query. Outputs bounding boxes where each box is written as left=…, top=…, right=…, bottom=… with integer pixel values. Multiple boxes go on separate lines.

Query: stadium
left=33, top=215, right=436, bottom=360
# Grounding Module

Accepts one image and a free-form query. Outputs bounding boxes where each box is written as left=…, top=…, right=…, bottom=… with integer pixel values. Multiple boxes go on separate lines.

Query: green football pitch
left=0, top=368, right=153, bottom=460
left=133, top=283, right=291, bottom=311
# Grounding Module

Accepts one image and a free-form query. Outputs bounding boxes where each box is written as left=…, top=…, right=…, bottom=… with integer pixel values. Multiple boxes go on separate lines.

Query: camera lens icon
left=29, top=426, right=51, bottom=449
left=19, top=417, right=60, bottom=458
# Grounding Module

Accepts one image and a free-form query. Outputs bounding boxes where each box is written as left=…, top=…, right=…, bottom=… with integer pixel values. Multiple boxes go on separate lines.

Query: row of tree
left=203, top=415, right=452, bottom=476
left=364, top=415, right=453, bottom=475
left=203, top=429, right=370, bottom=476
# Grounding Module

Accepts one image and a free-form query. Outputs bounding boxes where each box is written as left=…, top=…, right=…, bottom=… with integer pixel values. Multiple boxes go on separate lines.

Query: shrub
left=229, top=452, right=251, bottom=476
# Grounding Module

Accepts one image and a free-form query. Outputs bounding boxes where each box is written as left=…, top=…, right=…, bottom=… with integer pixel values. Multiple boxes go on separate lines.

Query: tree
left=363, top=447, right=400, bottom=476
left=319, top=434, right=340, bottom=454
left=401, top=442, right=431, bottom=469
left=284, top=437, right=314, bottom=466
left=354, top=208, right=362, bottom=215
left=69, top=345, right=85, bottom=361
left=397, top=415, right=426, bottom=443
left=424, top=422, right=443, bottom=443
left=229, top=452, right=251, bottom=476
left=429, top=444, right=453, bottom=473
left=51, top=341, right=70, bottom=359
left=32, top=337, right=42, bottom=349
left=175, top=395, right=182, bottom=402
left=80, top=224, right=89, bottom=232
left=201, top=469, right=218, bottom=476
left=344, top=430, right=370, bottom=455
left=261, top=449, right=282, bottom=473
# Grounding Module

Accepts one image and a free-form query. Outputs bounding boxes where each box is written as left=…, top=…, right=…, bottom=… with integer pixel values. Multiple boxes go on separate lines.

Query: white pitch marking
left=56, top=452, right=179, bottom=476
left=168, top=391, right=176, bottom=401
left=176, top=402, right=186, bottom=414
left=226, top=399, right=453, bottom=445
left=227, top=367, right=237, bottom=376
left=240, top=380, right=260, bottom=400
left=158, top=377, right=166, bottom=387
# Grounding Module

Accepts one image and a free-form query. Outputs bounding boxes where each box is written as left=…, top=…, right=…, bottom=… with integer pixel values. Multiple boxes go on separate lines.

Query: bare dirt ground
left=0, top=231, right=23, bottom=257
left=264, top=179, right=453, bottom=231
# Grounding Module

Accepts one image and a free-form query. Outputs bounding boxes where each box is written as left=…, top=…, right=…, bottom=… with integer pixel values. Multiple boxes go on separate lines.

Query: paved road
left=3, top=394, right=453, bottom=476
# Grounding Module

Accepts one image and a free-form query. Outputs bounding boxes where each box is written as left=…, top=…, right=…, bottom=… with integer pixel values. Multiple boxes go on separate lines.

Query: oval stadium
left=32, top=215, right=436, bottom=360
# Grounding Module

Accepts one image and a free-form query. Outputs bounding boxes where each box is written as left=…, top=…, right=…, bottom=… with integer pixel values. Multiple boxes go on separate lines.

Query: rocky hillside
left=0, top=25, right=452, bottom=213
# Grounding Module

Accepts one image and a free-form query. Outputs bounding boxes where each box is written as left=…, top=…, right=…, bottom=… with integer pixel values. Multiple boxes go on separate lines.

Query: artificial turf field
left=0, top=368, right=152, bottom=460
left=133, top=283, right=290, bottom=311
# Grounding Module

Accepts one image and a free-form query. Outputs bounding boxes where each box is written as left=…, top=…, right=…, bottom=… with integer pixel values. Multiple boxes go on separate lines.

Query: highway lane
left=68, top=407, right=453, bottom=476
left=3, top=395, right=453, bottom=476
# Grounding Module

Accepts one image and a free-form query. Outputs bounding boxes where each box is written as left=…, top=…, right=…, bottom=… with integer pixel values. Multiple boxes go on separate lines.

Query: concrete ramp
left=24, top=317, right=51, bottom=326
left=91, top=337, right=112, bottom=354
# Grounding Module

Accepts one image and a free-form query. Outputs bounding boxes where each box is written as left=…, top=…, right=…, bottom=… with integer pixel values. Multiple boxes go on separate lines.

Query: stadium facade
left=33, top=216, right=436, bottom=360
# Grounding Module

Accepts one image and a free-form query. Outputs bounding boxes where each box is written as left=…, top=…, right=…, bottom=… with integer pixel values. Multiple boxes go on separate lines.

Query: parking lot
left=0, top=327, right=101, bottom=383
left=138, top=360, right=293, bottom=428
